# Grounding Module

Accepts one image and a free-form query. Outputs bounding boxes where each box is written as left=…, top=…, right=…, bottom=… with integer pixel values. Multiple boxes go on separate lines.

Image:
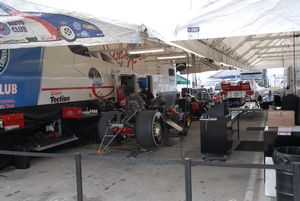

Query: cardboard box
left=267, top=110, right=295, bottom=127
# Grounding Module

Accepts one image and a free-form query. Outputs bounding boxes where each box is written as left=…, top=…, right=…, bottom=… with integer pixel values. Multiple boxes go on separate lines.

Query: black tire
left=14, top=146, right=30, bottom=169
left=58, top=25, right=76, bottom=42
left=97, top=111, right=120, bottom=145
left=135, top=110, right=165, bottom=148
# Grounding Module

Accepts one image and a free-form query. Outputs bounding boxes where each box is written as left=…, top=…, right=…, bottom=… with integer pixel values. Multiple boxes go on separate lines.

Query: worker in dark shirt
left=138, top=77, right=154, bottom=105
left=141, top=87, right=154, bottom=103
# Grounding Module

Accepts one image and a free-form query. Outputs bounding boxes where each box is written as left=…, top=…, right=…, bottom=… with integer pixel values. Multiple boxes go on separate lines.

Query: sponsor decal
left=0, top=22, right=10, bottom=35
left=1, top=39, right=28, bottom=44
left=11, top=26, right=27, bottom=32
left=7, top=20, right=27, bottom=33
left=40, top=35, right=57, bottom=41
left=0, top=84, right=17, bottom=95
left=80, top=30, right=89, bottom=37
left=60, top=21, right=67, bottom=25
left=51, top=91, right=62, bottom=96
left=82, top=24, right=98, bottom=30
left=0, top=49, right=9, bottom=74
left=7, top=20, right=25, bottom=26
left=73, top=21, right=81, bottom=30
left=187, top=26, right=199, bottom=40
left=0, top=99, right=16, bottom=109
left=187, top=26, right=200, bottom=33
left=50, top=95, right=70, bottom=103
left=50, top=91, right=70, bottom=103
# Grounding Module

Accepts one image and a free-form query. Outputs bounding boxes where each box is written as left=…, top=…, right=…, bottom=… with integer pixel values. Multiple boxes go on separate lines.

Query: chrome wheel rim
left=153, top=118, right=163, bottom=143
left=186, top=115, right=192, bottom=127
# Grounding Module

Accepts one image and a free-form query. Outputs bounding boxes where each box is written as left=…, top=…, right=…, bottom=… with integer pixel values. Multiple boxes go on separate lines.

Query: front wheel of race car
left=58, top=25, right=76, bottom=42
left=135, top=110, right=165, bottom=148
left=97, top=111, right=122, bottom=145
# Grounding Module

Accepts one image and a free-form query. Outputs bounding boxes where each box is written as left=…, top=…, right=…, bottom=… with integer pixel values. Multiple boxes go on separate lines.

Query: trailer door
left=146, top=75, right=153, bottom=94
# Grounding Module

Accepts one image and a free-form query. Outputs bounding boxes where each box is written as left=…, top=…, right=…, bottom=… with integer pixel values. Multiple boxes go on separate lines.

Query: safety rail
left=0, top=150, right=299, bottom=201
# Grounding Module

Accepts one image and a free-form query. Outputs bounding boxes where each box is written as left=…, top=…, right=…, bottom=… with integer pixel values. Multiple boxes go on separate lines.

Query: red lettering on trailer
left=103, top=44, right=146, bottom=69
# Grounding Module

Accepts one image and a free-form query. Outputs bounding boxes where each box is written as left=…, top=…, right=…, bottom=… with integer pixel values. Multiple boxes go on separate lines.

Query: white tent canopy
left=174, top=32, right=300, bottom=69
left=172, top=0, right=300, bottom=69
left=2, top=0, right=300, bottom=70
left=174, top=0, right=300, bottom=40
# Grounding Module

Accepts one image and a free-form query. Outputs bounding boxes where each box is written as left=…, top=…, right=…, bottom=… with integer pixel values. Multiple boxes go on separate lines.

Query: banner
left=0, top=0, right=145, bottom=49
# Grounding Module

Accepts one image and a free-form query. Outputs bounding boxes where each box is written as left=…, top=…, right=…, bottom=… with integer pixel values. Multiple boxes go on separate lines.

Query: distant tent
left=176, top=74, right=190, bottom=85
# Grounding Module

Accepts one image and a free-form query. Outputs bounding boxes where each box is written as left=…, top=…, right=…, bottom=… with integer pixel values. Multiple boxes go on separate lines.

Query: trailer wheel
left=97, top=111, right=121, bottom=145
left=135, top=110, right=165, bottom=148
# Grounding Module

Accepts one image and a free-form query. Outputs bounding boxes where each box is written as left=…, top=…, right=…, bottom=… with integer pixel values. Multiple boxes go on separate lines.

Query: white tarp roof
left=172, top=0, right=300, bottom=69
left=174, top=0, right=300, bottom=40
left=0, top=0, right=146, bottom=49
left=2, top=0, right=300, bottom=70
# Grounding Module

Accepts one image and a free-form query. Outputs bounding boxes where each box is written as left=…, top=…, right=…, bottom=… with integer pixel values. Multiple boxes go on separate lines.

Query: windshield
left=214, top=83, right=221, bottom=90
left=203, top=80, right=220, bottom=87
left=240, top=72, right=263, bottom=80
left=240, top=72, right=265, bottom=87
left=253, top=82, right=260, bottom=89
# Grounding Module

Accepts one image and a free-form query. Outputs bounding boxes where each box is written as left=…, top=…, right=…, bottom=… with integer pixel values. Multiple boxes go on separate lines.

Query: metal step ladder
left=98, top=123, right=123, bottom=155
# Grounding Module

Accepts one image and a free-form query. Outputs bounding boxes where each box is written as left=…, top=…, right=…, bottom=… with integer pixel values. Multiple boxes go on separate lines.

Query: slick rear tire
left=135, top=110, right=165, bottom=148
